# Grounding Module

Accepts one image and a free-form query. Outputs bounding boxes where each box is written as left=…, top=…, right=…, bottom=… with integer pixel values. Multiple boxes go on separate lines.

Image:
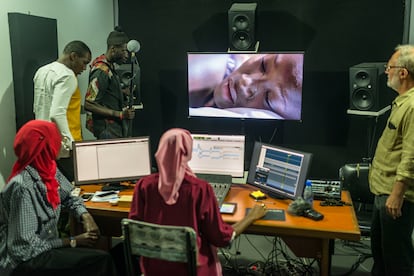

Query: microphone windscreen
left=127, top=40, right=141, bottom=53
left=287, top=197, right=311, bottom=216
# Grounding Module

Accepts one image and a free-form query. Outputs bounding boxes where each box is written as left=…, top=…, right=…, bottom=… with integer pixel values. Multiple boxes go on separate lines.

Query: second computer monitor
left=188, top=134, right=245, bottom=177
left=247, top=141, right=312, bottom=200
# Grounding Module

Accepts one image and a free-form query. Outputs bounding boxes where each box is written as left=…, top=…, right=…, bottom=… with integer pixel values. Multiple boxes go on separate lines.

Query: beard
left=387, top=73, right=400, bottom=92
left=112, top=53, right=126, bottom=65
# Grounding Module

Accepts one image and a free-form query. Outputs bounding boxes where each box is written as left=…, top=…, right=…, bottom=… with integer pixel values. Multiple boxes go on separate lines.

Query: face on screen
left=213, top=54, right=303, bottom=119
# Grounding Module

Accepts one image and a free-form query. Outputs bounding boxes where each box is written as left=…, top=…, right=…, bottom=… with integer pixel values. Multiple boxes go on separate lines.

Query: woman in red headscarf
left=129, top=128, right=266, bottom=276
left=0, top=120, right=118, bottom=276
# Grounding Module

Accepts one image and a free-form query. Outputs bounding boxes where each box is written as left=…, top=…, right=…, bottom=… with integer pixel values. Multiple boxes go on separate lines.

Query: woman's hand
left=248, top=204, right=267, bottom=220
left=232, top=203, right=267, bottom=238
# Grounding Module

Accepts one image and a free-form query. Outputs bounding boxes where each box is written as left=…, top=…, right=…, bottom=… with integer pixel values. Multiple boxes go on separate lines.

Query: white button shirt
left=33, top=61, right=77, bottom=150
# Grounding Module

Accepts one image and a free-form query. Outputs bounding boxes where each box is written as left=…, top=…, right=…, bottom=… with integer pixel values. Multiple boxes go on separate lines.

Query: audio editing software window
left=72, top=137, right=152, bottom=185
left=188, top=134, right=245, bottom=177
left=247, top=141, right=312, bottom=200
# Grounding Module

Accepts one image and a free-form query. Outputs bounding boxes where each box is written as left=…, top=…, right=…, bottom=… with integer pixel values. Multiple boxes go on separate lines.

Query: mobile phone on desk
left=81, top=193, right=94, bottom=201
left=96, top=191, right=118, bottom=198
left=220, top=203, right=237, bottom=214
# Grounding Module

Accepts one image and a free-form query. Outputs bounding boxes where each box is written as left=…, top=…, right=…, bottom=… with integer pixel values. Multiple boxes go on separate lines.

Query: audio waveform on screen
left=193, top=144, right=243, bottom=160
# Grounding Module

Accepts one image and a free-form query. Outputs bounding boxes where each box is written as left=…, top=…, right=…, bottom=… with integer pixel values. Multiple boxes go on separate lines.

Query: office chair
left=339, top=163, right=373, bottom=236
left=121, top=218, right=198, bottom=276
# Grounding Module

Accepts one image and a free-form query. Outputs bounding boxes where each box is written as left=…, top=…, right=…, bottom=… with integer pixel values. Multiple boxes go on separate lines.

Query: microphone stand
left=127, top=52, right=136, bottom=137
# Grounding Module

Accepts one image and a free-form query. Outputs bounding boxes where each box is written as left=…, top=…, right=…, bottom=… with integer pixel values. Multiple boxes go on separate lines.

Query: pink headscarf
left=155, top=128, right=195, bottom=205
left=7, top=120, right=62, bottom=209
left=155, top=128, right=223, bottom=274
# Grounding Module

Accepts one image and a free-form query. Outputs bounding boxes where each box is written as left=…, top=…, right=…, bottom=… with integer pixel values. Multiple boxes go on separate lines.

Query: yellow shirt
left=67, top=86, right=82, bottom=141
left=369, top=87, right=414, bottom=202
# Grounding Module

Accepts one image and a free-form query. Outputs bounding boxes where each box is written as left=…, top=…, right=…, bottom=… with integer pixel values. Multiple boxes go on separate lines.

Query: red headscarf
left=155, top=128, right=195, bottom=205
left=7, top=120, right=62, bottom=209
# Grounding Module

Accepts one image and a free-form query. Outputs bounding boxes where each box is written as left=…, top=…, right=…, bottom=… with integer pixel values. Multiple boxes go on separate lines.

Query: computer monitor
left=247, top=141, right=312, bottom=200
left=188, top=134, right=245, bottom=177
left=72, top=137, right=152, bottom=186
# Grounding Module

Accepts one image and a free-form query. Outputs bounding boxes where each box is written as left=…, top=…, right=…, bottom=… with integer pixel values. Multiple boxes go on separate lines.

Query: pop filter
left=287, top=197, right=311, bottom=216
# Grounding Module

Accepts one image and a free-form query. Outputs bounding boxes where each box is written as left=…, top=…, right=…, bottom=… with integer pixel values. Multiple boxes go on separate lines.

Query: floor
left=219, top=234, right=373, bottom=276
left=112, top=231, right=373, bottom=275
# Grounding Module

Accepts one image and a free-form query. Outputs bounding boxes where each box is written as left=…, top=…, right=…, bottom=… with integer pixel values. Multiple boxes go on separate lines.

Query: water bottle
left=303, top=180, right=314, bottom=207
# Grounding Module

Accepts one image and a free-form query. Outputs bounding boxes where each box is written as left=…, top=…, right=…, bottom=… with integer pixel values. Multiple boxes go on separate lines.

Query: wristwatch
left=69, top=237, right=77, bottom=248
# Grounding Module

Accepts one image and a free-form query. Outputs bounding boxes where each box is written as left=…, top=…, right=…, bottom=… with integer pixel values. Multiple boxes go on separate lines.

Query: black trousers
left=11, top=248, right=118, bottom=276
left=371, top=195, right=414, bottom=276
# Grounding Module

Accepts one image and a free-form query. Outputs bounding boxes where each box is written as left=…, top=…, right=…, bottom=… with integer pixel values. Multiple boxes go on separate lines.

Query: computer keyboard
left=210, top=182, right=231, bottom=207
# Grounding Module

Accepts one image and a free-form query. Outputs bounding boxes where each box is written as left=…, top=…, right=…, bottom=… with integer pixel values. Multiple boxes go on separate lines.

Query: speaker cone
left=120, top=72, right=133, bottom=86
left=354, top=71, right=371, bottom=87
left=352, top=88, right=374, bottom=110
left=233, top=15, right=249, bottom=30
left=232, top=31, right=252, bottom=50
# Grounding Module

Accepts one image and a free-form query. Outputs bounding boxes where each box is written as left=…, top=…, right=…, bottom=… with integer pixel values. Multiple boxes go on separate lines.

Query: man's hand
left=122, top=108, right=135, bottom=120
left=386, top=193, right=404, bottom=219
left=74, top=232, right=99, bottom=247
left=386, top=181, right=407, bottom=219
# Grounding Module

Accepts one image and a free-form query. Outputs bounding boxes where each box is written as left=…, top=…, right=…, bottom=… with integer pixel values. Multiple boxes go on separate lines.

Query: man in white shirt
left=33, top=40, right=91, bottom=182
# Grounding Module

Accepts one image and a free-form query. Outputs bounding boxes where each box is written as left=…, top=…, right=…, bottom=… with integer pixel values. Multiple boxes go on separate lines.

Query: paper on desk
left=91, top=191, right=120, bottom=202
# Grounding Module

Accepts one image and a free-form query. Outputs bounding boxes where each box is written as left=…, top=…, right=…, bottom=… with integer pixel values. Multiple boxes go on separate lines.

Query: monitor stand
left=101, top=182, right=129, bottom=191
left=267, top=191, right=288, bottom=200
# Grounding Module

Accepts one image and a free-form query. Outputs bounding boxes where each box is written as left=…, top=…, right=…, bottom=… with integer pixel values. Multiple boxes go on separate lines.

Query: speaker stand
left=227, top=41, right=260, bottom=53
left=347, top=105, right=391, bottom=160
left=347, top=105, right=391, bottom=116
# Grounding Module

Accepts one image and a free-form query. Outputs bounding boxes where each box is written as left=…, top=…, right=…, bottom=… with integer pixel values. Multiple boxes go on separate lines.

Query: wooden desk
left=79, top=184, right=360, bottom=276
left=223, top=184, right=360, bottom=276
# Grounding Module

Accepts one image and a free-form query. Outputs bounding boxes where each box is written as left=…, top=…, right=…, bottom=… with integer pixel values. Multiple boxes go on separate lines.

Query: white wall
left=0, top=0, right=116, bottom=189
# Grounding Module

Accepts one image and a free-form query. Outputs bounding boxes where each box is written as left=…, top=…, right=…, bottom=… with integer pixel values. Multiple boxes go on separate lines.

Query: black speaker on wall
left=228, top=3, right=257, bottom=51
left=116, top=63, right=141, bottom=104
left=349, top=62, right=395, bottom=112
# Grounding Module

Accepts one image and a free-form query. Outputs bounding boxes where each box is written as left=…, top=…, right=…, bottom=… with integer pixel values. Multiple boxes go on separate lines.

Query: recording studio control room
left=1, top=1, right=414, bottom=276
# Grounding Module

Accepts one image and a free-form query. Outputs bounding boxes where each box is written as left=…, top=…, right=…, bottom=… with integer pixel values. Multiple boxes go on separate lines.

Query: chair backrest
left=121, top=218, right=198, bottom=276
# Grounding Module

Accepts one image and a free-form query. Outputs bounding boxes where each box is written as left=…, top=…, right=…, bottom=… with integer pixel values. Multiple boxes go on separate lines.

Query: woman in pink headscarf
left=129, top=128, right=266, bottom=276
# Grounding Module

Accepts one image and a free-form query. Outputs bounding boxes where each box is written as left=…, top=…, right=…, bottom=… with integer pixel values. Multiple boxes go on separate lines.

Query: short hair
left=107, top=26, right=129, bottom=47
left=395, top=44, right=414, bottom=74
left=63, top=40, right=91, bottom=57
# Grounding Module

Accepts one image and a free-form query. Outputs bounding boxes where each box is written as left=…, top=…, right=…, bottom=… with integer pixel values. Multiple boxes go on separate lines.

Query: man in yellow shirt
left=33, top=40, right=91, bottom=182
left=66, top=86, right=83, bottom=142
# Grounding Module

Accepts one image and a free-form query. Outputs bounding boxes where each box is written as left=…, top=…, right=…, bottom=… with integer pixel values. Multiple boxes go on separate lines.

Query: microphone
left=287, top=197, right=311, bottom=216
left=127, top=40, right=141, bottom=53
left=287, top=197, right=324, bottom=221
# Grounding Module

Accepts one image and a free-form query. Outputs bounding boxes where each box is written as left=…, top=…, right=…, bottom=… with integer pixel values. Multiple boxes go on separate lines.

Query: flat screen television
left=188, top=134, right=245, bottom=177
left=187, top=52, right=304, bottom=120
left=247, top=141, right=312, bottom=200
left=72, top=137, right=152, bottom=186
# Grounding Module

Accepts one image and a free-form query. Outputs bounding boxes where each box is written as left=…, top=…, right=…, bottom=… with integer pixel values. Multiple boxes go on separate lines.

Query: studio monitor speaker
left=116, top=63, right=141, bottom=104
left=349, top=62, right=395, bottom=112
left=228, top=3, right=257, bottom=51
